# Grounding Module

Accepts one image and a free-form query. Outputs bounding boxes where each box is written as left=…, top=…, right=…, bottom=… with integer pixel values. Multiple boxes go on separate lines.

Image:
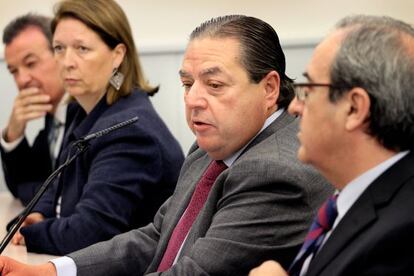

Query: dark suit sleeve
left=20, top=123, right=171, bottom=255
left=68, top=196, right=171, bottom=275
left=150, top=159, right=323, bottom=275
left=0, top=131, right=52, bottom=205
left=68, top=153, right=331, bottom=276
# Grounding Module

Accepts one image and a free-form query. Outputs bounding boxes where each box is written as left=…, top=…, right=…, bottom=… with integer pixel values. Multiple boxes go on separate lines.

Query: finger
left=18, top=237, right=26, bottom=246
left=11, top=233, right=21, bottom=245
left=25, top=213, right=45, bottom=224
left=14, top=231, right=24, bottom=245
left=17, top=111, right=50, bottom=122
left=18, top=94, right=51, bottom=107
left=15, top=104, right=53, bottom=119
left=248, top=267, right=258, bottom=276
left=17, top=103, right=53, bottom=114
left=19, top=87, right=41, bottom=96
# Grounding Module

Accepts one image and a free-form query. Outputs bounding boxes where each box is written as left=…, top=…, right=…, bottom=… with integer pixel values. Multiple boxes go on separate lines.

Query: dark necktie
left=47, top=117, right=64, bottom=168
left=289, top=194, right=338, bottom=276
left=157, top=160, right=227, bottom=272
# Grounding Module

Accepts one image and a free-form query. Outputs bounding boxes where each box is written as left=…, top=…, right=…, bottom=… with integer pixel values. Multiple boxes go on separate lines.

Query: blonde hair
left=51, top=0, right=158, bottom=105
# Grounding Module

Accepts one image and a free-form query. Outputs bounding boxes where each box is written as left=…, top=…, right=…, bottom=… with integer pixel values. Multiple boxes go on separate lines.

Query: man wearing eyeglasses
left=250, top=14, right=414, bottom=276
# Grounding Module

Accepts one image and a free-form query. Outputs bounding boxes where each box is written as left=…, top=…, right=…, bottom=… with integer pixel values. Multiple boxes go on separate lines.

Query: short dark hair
left=3, top=13, right=52, bottom=50
left=190, top=15, right=294, bottom=109
left=330, top=15, right=414, bottom=151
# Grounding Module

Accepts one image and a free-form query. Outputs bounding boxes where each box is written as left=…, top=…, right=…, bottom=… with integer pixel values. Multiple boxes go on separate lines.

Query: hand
left=0, top=256, right=57, bottom=276
left=249, top=260, right=288, bottom=276
left=11, top=212, right=45, bottom=246
left=5, top=87, right=52, bottom=142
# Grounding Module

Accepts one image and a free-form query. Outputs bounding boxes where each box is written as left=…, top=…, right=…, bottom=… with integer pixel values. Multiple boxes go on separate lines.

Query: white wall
left=0, top=0, right=412, bottom=189
left=1, top=0, right=413, bottom=54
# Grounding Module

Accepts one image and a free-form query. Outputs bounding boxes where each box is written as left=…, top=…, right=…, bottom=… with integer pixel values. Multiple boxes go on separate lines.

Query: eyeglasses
left=293, top=83, right=337, bottom=103
left=293, top=83, right=352, bottom=103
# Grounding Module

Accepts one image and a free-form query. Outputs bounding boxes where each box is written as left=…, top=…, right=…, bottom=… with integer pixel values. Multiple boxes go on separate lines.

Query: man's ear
left=345, top=87, right=371, bottom=131
left=262, top=70, right=280, bottom=109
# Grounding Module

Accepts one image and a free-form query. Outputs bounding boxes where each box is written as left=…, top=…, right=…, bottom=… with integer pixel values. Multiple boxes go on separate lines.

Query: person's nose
left=288, top=96, right=304, bottom=116
left=184, top=82, right=208, bottom=110
left=58, top=48, right=76, bottom=70
left=15, top=68, right=33, bottom=89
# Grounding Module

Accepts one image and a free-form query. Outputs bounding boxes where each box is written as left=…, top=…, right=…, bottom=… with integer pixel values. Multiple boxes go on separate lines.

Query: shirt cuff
left=0, top=129, right=24, bottom=152
left=50, top=256, right=77, bottom=276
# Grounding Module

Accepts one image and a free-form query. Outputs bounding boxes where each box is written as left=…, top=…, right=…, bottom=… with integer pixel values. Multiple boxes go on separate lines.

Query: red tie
left=157, top=160, right=227, bottom=272
left=288, top=194, right=338, bottom=276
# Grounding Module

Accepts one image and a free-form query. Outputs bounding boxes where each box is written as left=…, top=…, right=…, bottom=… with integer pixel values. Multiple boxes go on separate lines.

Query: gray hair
left=3, top=13, right=52, bottom=49
left=330, top=15, right=414, bottom=151
left=190, top=15, right=294, bottom=109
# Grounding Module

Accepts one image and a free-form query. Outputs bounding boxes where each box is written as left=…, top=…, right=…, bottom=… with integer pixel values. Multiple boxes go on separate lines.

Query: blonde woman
left=11, top=0, right=184, bottom=255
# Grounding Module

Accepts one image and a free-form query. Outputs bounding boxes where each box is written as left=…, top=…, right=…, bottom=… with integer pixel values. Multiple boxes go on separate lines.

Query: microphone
left=73, top=116, right=139, bottom=148
left=0, top=116, right=139, bottom=254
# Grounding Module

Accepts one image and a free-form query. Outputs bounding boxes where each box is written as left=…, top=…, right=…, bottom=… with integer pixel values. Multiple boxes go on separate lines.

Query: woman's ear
left=345, top=87, right=371, bottom=131
left=112, top=43, right=127, bottom=68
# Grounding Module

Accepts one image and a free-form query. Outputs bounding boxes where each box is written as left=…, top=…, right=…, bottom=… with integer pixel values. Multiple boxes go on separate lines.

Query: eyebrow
left=178, top=69, right=191, bottom=79
left=302, top=72, right=313, bottom=82
left=179, top=66, right=225, bottom=79
left=199, top=66, right=223, bottom=78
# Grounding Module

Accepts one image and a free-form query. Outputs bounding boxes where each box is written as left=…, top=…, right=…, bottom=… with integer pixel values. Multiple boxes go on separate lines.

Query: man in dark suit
left=1, top=14, right=69, bottom=205
left=250, top=15, right=414, bottom=276
left=0, top=15, right=332, bottom=275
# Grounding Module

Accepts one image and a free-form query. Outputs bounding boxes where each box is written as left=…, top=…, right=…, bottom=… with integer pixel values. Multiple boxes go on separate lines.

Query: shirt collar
left=223, top=108, right=284, bottom=167
left=53, top=93, right=69, bottom=125
left=336, top=150, right=410, bottom=224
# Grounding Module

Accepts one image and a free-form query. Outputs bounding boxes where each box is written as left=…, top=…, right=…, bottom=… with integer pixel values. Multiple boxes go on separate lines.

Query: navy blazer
left=0, top=104, right=77, bottom=205
left=20, top=90, right=184, bottom=255
left=305, top=151, right=414, bottom=276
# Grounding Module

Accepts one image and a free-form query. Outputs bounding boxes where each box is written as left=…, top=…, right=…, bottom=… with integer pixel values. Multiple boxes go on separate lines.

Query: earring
left=109, top=68, right=124, bottom=91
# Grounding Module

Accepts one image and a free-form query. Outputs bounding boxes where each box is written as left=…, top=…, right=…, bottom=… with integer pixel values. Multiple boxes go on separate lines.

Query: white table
left=0, top=192, right=57, bottom=264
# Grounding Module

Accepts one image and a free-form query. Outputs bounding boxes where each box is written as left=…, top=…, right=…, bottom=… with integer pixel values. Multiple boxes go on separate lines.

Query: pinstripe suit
left=69, top=111, right=333, bottom=275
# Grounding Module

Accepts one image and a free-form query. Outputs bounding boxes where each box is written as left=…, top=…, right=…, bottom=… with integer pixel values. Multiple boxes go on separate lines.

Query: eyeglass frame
left=293, top=83, right=347, bottom=103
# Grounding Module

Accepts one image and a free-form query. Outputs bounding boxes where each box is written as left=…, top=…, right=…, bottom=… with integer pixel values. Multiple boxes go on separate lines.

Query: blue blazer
left=0, top=104, right=77, bottom=205
left=304, top=151, right=414, bottom=276
left=21, top=90, right=184, bottom=255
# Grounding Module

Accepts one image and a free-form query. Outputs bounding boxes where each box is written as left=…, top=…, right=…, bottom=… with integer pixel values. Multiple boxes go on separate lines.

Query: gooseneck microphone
left=75, top=116, right=139, bottom=145
left=0, top=116, right=139, bottom=254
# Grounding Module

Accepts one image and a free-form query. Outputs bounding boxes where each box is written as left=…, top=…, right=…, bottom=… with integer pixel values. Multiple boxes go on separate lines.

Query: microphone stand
left=0, top=141, right=90, bottom=254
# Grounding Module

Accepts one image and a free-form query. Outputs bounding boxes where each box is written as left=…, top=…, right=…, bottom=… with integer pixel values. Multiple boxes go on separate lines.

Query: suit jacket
left=20, top=90, right=185, bottom=255
left=305, top=151, right=414, bottom=276
left=0, top=104, right=77, bottom=205
left=69, top=111, right=333, bottom=276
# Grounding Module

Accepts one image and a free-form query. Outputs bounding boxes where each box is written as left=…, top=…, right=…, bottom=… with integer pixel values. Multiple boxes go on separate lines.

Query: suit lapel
left=152, top=111, right=296, bottom=268
left=150, top=153, right=211, bottom=266
left=307, top=151, right=414, bottom=276
left=175, top=111, right=296, bottom=257
left=306, top=193, right=376, bottom=276
left=238, top=111, right=296, bottom=159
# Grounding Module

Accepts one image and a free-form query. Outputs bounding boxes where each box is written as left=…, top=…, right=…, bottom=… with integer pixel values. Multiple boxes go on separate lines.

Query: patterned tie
left=47, top=117, right=64, bottom=168
left=288, top=194, right=338, bottom=276
left=157, top=160, right=227, bottom=272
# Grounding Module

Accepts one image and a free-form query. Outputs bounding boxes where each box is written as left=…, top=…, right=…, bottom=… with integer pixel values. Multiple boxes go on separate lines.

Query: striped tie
left=289, top=194, right=338, bottom=276
left=47, top=117, right=64, bottom=168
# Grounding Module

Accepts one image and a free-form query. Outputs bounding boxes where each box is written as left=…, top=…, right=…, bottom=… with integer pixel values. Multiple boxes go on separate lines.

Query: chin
left=197, top=141, right=222, bottom=159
